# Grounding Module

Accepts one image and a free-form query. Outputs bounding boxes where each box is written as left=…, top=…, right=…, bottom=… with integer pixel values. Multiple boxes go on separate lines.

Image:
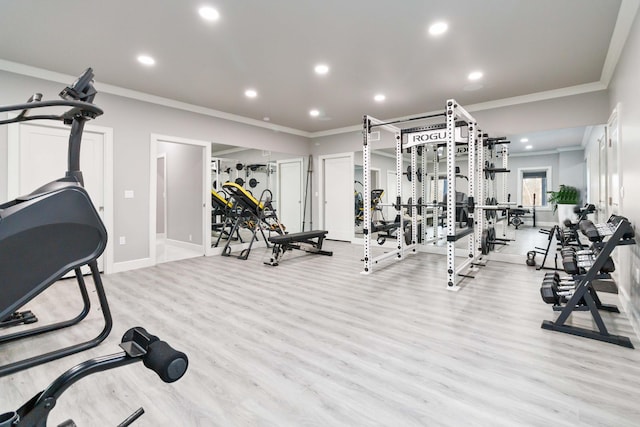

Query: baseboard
left=111, top=257, right=154, bottom=273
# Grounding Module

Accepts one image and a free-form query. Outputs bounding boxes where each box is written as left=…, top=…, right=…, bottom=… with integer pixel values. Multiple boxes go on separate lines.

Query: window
left=518, top=167, right=551, bottom=208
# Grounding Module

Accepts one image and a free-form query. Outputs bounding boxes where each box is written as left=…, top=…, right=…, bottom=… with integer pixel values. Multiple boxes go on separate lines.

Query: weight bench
left=265, top=230, right=333, bottom=266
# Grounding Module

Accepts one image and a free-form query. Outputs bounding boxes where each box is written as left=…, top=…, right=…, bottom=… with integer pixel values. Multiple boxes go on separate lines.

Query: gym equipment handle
left=121, top=327, right=188, bottom=383
left=143, top=340, right=188, bottom=383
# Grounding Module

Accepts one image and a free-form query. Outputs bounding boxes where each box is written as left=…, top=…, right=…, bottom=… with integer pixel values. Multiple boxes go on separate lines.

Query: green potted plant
left=548, top=185, right=580, bottom=225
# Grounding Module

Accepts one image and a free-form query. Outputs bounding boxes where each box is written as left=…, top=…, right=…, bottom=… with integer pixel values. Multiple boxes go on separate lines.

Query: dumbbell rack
left=541, top=216, right=636, bottom=348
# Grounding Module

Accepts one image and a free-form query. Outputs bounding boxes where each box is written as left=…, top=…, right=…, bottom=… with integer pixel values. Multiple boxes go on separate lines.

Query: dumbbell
left=562, top=255, right=580, bottom=275
left=540, top=279, right=576, bottom=305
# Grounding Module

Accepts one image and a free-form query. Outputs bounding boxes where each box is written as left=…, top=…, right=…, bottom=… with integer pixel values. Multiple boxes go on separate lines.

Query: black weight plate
left=489, top=227, right=497, bottom=251
left=481, top=229, right=490, bottom=255
left=404, top=225, right=412, bottom=245
left=485, top=197, right=491, bottom=220
left=235, top=177, right=245, bottom=186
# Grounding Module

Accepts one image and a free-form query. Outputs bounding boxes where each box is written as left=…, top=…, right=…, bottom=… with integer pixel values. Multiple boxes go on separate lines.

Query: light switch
left=124, top=190, right=134, bottom=199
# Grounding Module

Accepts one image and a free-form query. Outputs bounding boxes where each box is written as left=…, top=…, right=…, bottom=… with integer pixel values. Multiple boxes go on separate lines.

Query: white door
left=9, top=122, right=106, bottom=272
left=277, top=158, right=303, bottom=233
left=598, top=136, right=608, bottom=224
left=322, top=155, right=353, bottom=241
left=606, top=108, right=620, bottom=217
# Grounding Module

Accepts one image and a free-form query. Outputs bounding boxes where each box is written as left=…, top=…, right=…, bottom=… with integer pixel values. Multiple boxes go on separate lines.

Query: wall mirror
left=211, top=144, right=308, bottom=250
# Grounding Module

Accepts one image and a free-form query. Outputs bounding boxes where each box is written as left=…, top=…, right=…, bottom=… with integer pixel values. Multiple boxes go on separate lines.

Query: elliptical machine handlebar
left=0, top=68, right=103, bottom=186
left=1, top=327, right=188, bottom=427
left=0, top=67, right=103, bottom=126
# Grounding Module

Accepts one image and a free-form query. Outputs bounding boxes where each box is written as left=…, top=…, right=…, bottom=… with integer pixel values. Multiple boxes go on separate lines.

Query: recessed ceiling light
left=244, top=89, right=257, bottom=98
left=263, top=117, right=270, bottom=122
left=520, top=138, right=529, bottom=143
left=374, top=94, right=386, bottom=102
left=468, top=71, right=483, bottom=81
left=525, top=145, right=533, bottom=150
left=314, top=64, right=329, bottom=75
left=199, top=6, right=220, bottom=21
left=309, top=109, right=320, bottom=117
left=137, top=55, right=155, bottom=66
left=429, top=21, right=448, bottom=36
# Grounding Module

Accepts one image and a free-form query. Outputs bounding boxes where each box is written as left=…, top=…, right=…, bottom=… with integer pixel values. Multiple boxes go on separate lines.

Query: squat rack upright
left=361, top=99, right=482, bottom=290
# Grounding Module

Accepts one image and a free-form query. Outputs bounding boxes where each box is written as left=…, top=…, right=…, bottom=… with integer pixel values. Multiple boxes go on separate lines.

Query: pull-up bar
left=367, top=112, right=446, bottom=130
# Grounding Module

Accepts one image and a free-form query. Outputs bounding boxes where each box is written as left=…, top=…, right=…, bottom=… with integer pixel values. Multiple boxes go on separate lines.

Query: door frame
left=606, top=103, right=621, bottom=217
left=318, top=152, right=354, bottom=239
left=156, top=153, right=168, bottom=239
left=149, top=134, right=211, bottom=263
left=7, top=120, right=114, bottom=274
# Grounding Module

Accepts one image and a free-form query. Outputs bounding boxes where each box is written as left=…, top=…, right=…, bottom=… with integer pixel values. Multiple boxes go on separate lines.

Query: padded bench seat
left=265, top=230, right=332, bottom=266
left=268, top=230, right=328, bottom=244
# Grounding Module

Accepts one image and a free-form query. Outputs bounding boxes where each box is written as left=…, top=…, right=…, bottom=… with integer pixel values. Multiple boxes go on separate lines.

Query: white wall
left=558, top=149, right=586, bottom=198
left=310, top=91, right=609, bottom=232
left=0, top=70, right=311, bottom=265
left=608, top=7, right=640, bottom=326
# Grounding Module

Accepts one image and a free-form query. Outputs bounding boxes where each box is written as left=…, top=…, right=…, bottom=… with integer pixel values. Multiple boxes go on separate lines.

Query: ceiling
left=0, top=0, right=628, bottom=152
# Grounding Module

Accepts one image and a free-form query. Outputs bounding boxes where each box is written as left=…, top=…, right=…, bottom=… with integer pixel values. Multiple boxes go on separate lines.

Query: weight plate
left=481, top=229, right=490, bottom=255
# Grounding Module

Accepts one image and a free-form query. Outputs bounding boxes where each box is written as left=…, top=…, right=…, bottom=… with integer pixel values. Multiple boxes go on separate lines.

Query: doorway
left=150, top=134, right=211, bottom=264
left=319, top=153, right=354, bottom=241
left=8, top=121, right=114, bottom=273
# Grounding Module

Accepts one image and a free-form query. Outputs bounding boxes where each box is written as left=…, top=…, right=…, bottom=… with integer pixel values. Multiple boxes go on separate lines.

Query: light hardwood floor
left=1, top=242, right=639, bottom=426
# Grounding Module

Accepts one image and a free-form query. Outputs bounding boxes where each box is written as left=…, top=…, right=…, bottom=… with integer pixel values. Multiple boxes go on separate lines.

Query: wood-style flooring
left=1, top=242, right=639, bottom=426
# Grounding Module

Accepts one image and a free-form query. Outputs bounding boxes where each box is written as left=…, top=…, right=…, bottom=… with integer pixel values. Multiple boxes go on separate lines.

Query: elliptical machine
left=0, top=327, right=188, bottom=427
left=0, top=68, right=112, bottom=377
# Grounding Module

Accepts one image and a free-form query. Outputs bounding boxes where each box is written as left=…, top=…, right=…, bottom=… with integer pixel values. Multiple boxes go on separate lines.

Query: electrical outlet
left=119, top=236, right=126, bottom=245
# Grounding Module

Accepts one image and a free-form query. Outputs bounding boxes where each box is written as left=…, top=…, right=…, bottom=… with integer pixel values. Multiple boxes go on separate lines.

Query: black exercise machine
left=265, top=230, right=333, bottom=266
left=220, top=182, right=284, bottom=260
left=369, top=189, right=404, bottom=245
left=211, top=189, right=243, bottom=247
left=0, top=69, right=113, bottom=377
left=0, top=327, right=188, bottom=427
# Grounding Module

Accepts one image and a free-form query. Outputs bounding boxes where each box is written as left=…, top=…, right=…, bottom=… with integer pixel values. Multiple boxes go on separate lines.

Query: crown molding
left=0, top=59, right=311, bottom=138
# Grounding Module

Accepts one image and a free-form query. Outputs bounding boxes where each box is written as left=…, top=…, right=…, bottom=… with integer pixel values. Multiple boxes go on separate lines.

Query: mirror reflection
left=211, top=145, right=307, bottom=250
left=354, top=124, right=598, bottom=265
